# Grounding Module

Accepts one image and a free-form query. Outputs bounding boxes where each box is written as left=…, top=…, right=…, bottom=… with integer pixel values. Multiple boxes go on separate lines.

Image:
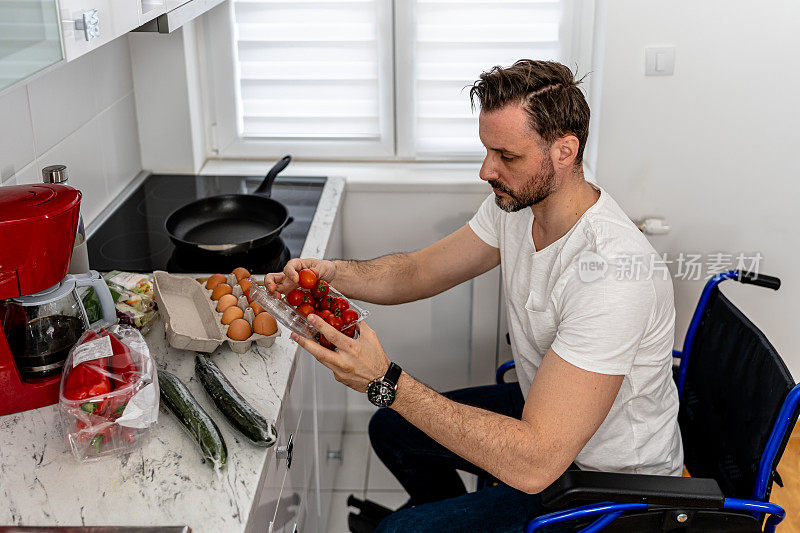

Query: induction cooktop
left=86, top=174, right=326, bottom=274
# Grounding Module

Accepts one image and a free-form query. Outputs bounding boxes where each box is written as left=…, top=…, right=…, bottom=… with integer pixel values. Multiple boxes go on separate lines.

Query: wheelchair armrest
left=541, top=470, right=725, bottom=509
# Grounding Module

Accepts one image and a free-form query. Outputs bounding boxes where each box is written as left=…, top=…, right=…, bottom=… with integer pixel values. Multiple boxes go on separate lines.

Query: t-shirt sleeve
left=468, top=194, right=500, bottom=248
left=550, top=270, right=656, bottom=375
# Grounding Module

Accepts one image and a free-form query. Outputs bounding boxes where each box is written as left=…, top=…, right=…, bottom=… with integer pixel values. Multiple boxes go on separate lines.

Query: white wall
left=591, top=0, right=800, bottom=375
left=0, top=36, right=142, bottom=225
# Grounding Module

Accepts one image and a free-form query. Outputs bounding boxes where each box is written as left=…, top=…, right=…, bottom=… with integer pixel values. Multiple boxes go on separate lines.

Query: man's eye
left=500, top=154, right=514, bottom=162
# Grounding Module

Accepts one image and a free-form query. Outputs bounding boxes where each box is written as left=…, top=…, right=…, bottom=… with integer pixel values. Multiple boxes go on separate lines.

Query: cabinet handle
left=74, top=9, right=100, bottom=41
left=276, top=433, right=294, bottom=470
left=326, top=448, right=343, bottom=462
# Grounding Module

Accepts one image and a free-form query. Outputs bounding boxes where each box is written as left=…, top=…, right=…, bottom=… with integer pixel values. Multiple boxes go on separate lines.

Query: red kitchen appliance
left=0, top=184, right=115, bottom=415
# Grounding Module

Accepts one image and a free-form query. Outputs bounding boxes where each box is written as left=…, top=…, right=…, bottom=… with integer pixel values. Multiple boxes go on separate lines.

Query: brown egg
left=253, top=312, right=278, bottom=336
left=249, top=301, right=264, bottom=315
left=232, top=267, right=251, bottom=282
left=216, top=294, right=238, bottom=312
left=221, top=305, right=244, bottom=325
left=211, top=283, right=232, bottom=300
left=239, top=278, right=253, bottom=297
left=206, top=273, right=226, bottom=290
left=227, top=318, right=252, bottom=341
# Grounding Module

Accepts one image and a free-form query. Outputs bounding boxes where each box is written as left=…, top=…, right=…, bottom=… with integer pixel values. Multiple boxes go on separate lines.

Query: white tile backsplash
left=39, top=115, right=108, bottom=223
left=0, top=35, right=141, bottom=224
left=92, top=36, right=134, bottom=110
left=102, top=93, right=141, bottom=199
left=28, top=53, right=98, bottom=155
left=0, top=87, right=36, bottom=181
left=13, top=162, right=40, bottom=186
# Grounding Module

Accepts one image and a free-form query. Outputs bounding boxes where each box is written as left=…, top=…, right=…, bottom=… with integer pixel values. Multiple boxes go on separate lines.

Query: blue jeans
left=368, top=383, right=551, bottom=532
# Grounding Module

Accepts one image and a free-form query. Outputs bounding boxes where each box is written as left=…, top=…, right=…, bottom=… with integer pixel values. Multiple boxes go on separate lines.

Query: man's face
left=478, top=104, right=557, bottom=212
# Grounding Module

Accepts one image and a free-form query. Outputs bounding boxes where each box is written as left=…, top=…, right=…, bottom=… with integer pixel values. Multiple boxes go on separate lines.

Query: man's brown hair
left=470, top=60, right=590, bottom=165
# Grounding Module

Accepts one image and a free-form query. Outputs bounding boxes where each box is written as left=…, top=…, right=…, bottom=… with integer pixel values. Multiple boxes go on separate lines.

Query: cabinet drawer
left=248, top=357, right=304, bottom=533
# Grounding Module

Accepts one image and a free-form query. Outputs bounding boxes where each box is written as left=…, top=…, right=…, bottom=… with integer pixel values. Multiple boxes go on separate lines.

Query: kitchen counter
left=0, top=176, right=345, bottom=532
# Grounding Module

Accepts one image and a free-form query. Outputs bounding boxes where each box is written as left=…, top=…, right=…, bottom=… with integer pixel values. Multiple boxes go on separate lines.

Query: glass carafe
left=0, top=271, right=116, bottom=380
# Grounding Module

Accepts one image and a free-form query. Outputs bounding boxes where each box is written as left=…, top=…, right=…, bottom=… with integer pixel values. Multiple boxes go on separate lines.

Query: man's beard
left=488, top=156, right=557, bottom=213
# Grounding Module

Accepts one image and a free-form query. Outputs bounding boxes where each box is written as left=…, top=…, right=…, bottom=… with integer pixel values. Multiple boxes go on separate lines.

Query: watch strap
left=384, top=362, right=402, bottom=387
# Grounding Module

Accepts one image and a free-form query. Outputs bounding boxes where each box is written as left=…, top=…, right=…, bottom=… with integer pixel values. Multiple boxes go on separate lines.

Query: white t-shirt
left=469, top=184, right=683, bottom=476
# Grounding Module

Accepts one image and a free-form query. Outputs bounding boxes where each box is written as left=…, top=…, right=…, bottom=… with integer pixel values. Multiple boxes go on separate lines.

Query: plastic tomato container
left=249, top=284, right=369, bottom=339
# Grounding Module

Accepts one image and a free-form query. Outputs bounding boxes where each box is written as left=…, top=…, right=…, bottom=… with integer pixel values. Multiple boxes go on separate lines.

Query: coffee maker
left=0, top=184, right=116, bottom=415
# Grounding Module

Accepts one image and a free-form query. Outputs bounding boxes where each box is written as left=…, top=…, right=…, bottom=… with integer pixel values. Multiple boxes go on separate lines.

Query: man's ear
left=553, top=134, right=580, bottom=170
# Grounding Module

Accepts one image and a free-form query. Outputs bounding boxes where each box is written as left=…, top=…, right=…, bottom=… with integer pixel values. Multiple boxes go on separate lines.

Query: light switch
left=645, top=46, right=675, bottom=76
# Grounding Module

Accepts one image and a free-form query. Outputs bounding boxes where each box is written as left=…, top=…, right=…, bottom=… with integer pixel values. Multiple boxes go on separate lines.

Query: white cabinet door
left=139, top=0, right=167, bottom=25
left=247, top=357, right=304, bottom=533
left=0, top=0, right=62, bottom=91
left=59, top=0, right=140, bottom=61
left=272, top=356, right=307, bottom=532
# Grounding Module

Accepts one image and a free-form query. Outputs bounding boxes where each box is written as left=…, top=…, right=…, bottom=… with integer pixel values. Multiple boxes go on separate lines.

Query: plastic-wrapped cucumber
left=158, top=370, right=227, bottom=469
left=195, top=356, right=278, bottom=447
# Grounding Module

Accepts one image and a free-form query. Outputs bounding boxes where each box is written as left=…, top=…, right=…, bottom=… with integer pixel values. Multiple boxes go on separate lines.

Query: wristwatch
left=367, top=362, right=402, bottom=408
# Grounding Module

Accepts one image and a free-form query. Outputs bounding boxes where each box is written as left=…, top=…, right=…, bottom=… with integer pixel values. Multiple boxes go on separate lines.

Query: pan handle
left=254, top=155, right=292, bottom=197
left=278, top=216, right=295, bottom=233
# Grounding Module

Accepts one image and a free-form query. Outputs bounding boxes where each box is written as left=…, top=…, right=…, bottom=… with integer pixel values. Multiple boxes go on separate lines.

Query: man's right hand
left=264, top=257, right=337, bottom=296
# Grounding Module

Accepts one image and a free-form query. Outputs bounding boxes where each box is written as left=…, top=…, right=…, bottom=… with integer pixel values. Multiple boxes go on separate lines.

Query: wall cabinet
left=58, top=0, right=166, bottom=61
left=0, top=0, right=62, bottom=91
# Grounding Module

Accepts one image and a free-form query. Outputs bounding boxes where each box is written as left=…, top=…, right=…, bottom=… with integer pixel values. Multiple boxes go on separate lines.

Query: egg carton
left=153, top=271, right=279, bottom=354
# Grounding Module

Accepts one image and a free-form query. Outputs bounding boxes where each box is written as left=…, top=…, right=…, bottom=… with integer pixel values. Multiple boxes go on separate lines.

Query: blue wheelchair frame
left=495, top=270, right=800, bottom=532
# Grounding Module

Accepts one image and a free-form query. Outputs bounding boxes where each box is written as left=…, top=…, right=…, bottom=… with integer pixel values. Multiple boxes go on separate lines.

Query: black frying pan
left=165, top=155, right=293, bottom=255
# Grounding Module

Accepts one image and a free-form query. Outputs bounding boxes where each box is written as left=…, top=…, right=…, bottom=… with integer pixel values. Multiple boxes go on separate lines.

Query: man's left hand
left=290, top=315, right=390, bottom=393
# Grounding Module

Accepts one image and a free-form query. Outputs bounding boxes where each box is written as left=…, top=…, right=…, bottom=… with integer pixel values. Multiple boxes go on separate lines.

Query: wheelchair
left=493, top=270, right=799, bottom=532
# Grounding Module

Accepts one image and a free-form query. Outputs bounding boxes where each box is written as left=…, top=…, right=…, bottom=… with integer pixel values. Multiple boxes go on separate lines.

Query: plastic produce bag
left=59, top=325, right=159, bottom=462
left=82, top=271, right=158, bottom=334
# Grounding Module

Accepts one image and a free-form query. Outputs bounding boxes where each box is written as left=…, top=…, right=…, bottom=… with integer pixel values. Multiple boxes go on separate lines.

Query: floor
left=769, top=430, right=800, bottom=531
left=326, top=410, right=476, bottom=533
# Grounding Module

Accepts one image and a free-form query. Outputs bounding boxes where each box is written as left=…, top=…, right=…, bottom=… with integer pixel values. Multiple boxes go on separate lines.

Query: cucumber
left=195, top=356, right=278, bottom=447
left=158, top=370, right=227, bottom=468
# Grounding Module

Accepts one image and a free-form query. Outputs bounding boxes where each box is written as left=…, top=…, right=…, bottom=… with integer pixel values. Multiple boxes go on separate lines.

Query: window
left=203, top=0, right=594, bottom=161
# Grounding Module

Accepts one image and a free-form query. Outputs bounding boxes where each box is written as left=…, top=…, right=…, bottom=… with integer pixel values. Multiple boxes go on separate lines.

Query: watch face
left=367, top=379, right=396, bottom=408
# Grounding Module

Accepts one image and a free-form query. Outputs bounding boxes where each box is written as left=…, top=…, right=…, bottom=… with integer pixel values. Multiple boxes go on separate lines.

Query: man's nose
left=479, top=155, right=497, bottom=182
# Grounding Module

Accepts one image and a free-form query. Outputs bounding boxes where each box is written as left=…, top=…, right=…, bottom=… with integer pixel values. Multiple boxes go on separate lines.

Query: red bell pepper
left=102, top=329, right=139, bottom=387
left=63, top=330, right=112, bottom=413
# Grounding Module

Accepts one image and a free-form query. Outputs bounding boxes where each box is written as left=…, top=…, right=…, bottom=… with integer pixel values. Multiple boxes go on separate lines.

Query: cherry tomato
left=318, top=295, right=334, bottom=311
left=331, top=297, right=349, bottom=315
left=300, top=292, right=315, bottom=305
left=298, top=269, right=317, bottom=290
left=325, top=315, right=343, bottom=331
left=319, top=334, right=336, bottom=350
left=296, top=303, right=315, bottom=317
left=342, top=324, right=357, bottom=338
left=341, top=308, right=359, bottom=326
left=286, top=289, right=305, bottom=307
left=317, top=310, right=333, bottom=322
left=312, top=280, right=330, bottom=300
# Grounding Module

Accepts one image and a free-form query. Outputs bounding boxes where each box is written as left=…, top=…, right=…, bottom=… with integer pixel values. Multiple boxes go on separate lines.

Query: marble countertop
left=0, top=176, right=345, bottom=532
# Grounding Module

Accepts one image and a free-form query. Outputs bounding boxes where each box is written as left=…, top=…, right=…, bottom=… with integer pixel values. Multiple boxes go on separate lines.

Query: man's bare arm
left=390, top=349, right=624, bottom=493
left=291, top=315, right=623, bottom=493
left=266, top=224, right=500, bottom=305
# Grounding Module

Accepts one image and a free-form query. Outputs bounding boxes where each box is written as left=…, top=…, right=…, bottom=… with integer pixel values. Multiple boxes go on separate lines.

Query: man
left=265, top=60, right=682, bottom=532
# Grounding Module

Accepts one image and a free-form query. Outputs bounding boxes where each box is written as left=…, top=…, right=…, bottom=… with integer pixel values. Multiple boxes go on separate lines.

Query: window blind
left=412, top=0, right=563, bottom=156
left=233, top=0, right=383, bottom=139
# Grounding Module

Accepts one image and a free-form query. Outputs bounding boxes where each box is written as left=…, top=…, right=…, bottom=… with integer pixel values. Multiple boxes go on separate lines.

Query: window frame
left=199, top=0, right=595, bottom=163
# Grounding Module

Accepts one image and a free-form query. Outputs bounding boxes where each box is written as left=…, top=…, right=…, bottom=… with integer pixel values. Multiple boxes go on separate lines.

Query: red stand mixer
left=0, top=184, right=116, bottom=416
